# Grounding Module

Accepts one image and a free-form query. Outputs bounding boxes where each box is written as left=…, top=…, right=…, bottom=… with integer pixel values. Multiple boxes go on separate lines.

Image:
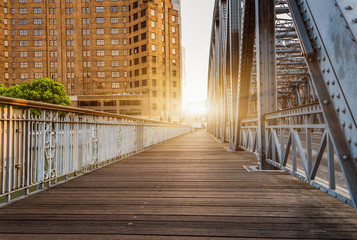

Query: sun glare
left=184, top=101, right=207, bottom=115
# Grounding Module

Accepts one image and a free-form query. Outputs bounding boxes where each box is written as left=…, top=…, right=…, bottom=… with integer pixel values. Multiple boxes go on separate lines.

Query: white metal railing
left=0, top=96, right=191, bottom=205
left=239, top=103, right=352, bottom=207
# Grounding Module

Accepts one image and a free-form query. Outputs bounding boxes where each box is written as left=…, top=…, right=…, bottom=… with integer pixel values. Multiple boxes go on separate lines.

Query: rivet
left=341, top=121, right=346, bottom=127
left=331, top=93, right=335, bottom=98
left=337, top=93, right=340, bottom=99
left=318, top=45, right=321, bottom=50
left=323, top=100, right=329, bottom=105
left=347, top=137, right=352, bottom=143
left=342, top=155, right=349, bottom=160
left=336, top=107, right=340, bottom=112
left=314, top=35, right=318, bottom=40
left=345, top=5, right=353, bottom=10
left=317, top=57, right=321, bottom=61
left=342, top=108, right=346, bottom=113
left=332, top=80, right=335, bottom=85
left=322, top=69, right=326, bottom=73
left=327, top=68, right=330, bottom=73
left=326, top=80, right=330, bottom=85
left=352, top=18, right=357, bottom=24
left=323, top=56, right=326, bottom=61
left=348, top=123, right=353, bottom=129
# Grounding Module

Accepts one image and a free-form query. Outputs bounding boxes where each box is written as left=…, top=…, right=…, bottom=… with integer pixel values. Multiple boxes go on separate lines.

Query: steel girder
left=207, top=0, right=357, bottom=212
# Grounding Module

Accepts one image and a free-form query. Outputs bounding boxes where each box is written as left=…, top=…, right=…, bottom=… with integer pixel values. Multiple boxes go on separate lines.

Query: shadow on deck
left=0, top=130, right=356, bottom=239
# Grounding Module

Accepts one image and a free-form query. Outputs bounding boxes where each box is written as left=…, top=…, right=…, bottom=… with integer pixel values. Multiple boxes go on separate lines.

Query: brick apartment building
left=0, top=0, right=181, bottom=122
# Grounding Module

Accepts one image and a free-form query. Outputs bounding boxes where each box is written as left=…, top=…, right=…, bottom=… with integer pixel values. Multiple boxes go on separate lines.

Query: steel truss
left=207, top=0, right=357, bottom=212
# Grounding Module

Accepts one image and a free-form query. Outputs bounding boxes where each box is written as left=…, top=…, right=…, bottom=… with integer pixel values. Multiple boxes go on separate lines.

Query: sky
left=181, top=0, right=216, bottom=108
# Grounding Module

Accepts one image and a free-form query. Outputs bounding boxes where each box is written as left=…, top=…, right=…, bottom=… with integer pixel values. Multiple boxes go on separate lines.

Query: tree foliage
left=0, top=78, right=71, bottom=106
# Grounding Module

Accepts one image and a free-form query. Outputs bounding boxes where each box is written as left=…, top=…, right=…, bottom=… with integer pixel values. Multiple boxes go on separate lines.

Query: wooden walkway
left=0, top=131, right=357, bottom=239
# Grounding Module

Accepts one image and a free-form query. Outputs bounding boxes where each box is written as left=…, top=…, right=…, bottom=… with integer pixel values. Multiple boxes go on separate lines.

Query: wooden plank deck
left=0, top=130, right=357, bottom=239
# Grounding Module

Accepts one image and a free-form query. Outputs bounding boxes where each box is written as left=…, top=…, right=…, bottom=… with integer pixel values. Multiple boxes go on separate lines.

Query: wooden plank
left=0, top=130, right=356, bottom=239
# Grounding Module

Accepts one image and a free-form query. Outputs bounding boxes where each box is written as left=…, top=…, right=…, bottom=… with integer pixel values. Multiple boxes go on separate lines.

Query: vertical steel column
left=227, top=0, right=240, bottom=150
left=235, top=0, right=255, bottom=151
left=255, top=0, right=277, bottom=170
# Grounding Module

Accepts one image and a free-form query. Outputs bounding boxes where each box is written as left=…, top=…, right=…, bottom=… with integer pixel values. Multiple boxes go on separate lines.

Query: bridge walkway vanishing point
left=0, top=130, right=357, bottom=239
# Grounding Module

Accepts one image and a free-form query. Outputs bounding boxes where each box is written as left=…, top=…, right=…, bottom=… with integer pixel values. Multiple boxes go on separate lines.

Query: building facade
left=0, top=0, right=181, bottom=122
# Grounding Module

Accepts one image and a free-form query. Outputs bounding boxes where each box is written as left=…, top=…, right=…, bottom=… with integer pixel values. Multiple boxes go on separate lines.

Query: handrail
left=0, top=96, right=184, bottom=126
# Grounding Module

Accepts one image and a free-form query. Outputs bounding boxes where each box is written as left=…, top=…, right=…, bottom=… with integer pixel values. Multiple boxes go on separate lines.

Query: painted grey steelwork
left=207, top=0, right=357, bottom=212
left=0, top=96, right=191, bottom=205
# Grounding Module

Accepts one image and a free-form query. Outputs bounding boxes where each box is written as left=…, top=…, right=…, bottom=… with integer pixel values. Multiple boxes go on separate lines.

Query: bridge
left=1, top=0, right=357, bottom=238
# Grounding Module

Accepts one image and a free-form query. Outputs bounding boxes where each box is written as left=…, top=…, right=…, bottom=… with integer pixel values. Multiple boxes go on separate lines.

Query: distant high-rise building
left=0, top=0, right=181, bottom=122
left=171, top=0, right=181, bottom=18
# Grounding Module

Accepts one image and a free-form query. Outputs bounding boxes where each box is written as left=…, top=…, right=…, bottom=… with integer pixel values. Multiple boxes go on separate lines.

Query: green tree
left=0, top=78, right=71, bottom=106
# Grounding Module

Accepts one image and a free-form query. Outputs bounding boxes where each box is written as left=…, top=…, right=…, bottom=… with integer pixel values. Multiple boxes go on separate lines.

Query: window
left=112, top=83, right=120, bottom=89
left=151, top=9, right=155, bottom=16
left=141, top=21, right=147, bottom=28
left=19, top=52, right=28, bottom=57
left=141, top=9, right=146, bottom=17
left=111, top=17, right=118, bottom=23
left=34, top=62, right=42, bottom=68
left=96, top=6, right=104, bottom=13
left=20, top=62, right=28, bottom=68
left=97, top=50, right=105, bottom=56
left=19, top=41, right=27, bottom=47
left=97, top=72, right=105, bottom=78
left=96, top=17, right=104, bottom=24
left=19, top=8, right=27, bottom=14
left=19, top=19, right=27, bottom=25
left=34, top=51, right=42, bottom=57
left=96, top=28, right=104, bottom=34
left=151, top=21, right=155, bottom=28
left=133, top=13, right=138, bottom=20
left=172, top=15, right=176, bottom=22
left=111, top=50, right=119, bottom=56
left=172, top=26, right=176, bottom=33
left=111, top=39, right=119, bottom=45
left=151, top=44, right=156, bottom=51
left=96, top=39, right=104, bottom=45
left=97, top=61, right=105, bottom=67
left=133, top=1, right=138, bottom=9
left=33, top=8, right=41, bottom=14
left=20, top=73, right=29, bottom=79
left=111, top=61, right=119, bottom=67
left=19, top=30, right=27, bottom=36
left=151, top=33, right=156, bottom=39
left=112, top=72, right=119, bottom=78
left=111, top=28, right=119, bottom=34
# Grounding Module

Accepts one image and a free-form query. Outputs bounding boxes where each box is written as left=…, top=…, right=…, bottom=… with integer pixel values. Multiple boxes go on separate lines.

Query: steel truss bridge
left=207, top=0, right=357, bottom=211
